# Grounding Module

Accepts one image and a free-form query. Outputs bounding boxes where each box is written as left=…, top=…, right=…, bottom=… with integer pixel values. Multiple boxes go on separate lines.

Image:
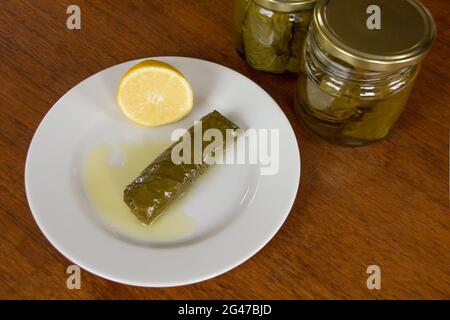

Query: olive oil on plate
left=83, top=141, right=195, bottom=242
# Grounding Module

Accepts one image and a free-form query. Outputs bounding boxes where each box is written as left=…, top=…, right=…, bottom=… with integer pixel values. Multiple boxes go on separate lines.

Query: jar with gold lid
left=234, top=0, right=317, bottom=74
left=294, top=0, right=436, bottom=146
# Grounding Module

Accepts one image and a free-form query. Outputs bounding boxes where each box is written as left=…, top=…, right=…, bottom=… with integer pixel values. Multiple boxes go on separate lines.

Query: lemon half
left=117, top=60, right=194, bottom=127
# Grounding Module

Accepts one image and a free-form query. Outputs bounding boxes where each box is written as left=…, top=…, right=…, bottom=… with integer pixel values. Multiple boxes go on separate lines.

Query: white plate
left=25, top=57, right=301, bottom=287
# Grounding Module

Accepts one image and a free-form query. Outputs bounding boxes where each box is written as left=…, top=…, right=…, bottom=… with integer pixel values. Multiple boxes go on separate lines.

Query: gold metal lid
left=255, top=0, right=317, bottom=13
left=313, top=0, right=436, bottom=71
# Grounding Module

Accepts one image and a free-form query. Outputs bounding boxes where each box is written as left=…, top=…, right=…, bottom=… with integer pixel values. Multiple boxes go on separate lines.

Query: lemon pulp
left=117, top=60, right=194, bottom=127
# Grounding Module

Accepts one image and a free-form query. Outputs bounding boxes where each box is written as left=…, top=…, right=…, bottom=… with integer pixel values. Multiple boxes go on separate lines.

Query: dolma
left=123, top=110, right=240, bottom=225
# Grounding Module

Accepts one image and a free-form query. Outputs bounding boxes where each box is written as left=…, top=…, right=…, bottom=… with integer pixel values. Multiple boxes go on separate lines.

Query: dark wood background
left=0, top=0, right=448, bottom=299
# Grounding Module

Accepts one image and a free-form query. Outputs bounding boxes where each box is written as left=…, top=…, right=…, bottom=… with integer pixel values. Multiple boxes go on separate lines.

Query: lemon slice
left=117, top=60, right=194, bottom=127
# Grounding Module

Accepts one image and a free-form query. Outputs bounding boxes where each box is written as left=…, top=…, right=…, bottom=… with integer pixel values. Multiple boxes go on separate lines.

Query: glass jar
left=234, top=0, right=317, bottom=74
left=294, top=0, right=436, bottom=146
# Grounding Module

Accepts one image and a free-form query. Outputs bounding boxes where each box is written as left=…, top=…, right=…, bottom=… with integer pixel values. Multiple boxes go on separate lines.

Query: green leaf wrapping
left=123, top=111, right=240, bottom=225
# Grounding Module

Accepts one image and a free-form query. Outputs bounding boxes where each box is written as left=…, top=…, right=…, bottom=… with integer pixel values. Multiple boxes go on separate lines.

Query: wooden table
left=0, top=0, right=448, bottom=299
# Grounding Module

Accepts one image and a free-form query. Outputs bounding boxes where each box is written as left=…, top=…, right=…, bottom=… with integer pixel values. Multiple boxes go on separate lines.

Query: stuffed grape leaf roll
left=123, top=110, right=240, bottom=225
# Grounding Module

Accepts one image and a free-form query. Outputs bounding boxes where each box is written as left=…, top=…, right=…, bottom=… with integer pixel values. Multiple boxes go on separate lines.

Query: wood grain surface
left=0, top=0, right=448, bottom=299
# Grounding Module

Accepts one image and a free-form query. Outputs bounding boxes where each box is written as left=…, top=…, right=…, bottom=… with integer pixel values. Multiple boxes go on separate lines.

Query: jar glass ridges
left=294, top=0, right=436, bottom=146
left=234, top=0, right=316, bottom=74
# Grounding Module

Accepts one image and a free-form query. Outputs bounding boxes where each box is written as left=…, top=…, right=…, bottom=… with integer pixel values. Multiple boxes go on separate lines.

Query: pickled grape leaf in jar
left=296, top=62, right=419, bottom=144
left=301, top=75, right=364, bottom=123
left=237, top=1, right=314, bottom=74
left=287, top=11, right=313, bottom=73
left=234, top=0, right=251, bottom=54
left=342, top=80, right=415, bottom=141
left=242, top=1, right=293, bottom=73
